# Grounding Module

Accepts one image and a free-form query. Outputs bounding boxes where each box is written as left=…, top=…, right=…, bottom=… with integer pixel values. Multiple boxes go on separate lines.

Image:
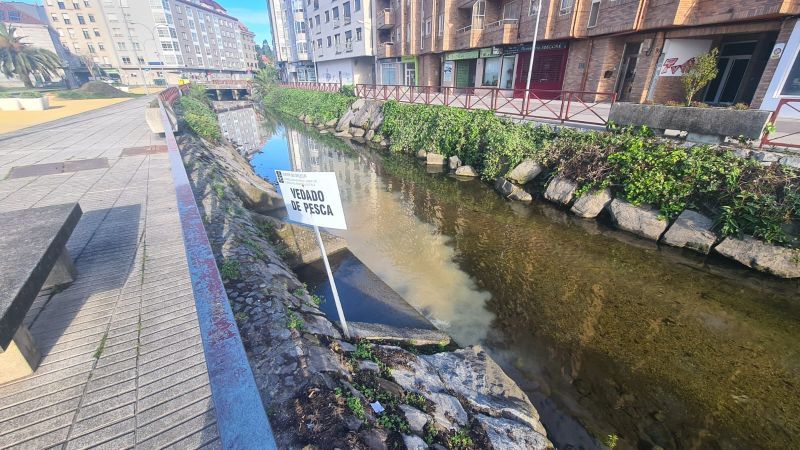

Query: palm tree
left=0, top=23, right=63, bottom=88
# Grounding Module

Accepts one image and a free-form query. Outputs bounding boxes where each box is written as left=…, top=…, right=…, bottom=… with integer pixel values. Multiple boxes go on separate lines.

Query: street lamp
left=523, top=0, right=543, bottom=108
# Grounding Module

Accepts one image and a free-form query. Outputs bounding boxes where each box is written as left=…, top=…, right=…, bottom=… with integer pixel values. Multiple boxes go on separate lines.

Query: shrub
left=682, top=48, right=719, bottom=106
left=177, top=96, right=220, bottom=142
left=267, top=87, right=354, bottom=123
left=338, top=84, right=355, bottom=97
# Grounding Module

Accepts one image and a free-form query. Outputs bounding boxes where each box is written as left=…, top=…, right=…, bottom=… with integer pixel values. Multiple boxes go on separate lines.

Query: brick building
left=373, top=0, right=800, bottom=108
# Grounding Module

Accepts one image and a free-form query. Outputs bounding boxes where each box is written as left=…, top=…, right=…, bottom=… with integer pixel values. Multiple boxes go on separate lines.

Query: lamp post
left=523, top=0, right=543, bottom=109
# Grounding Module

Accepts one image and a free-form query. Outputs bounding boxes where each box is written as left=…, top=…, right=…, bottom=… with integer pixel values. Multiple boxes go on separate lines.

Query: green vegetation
left=379, top=100, right=800, bottom=247
left=286, top=311, right=304, bottom=330
left=376, top=413, right=410, bottom=433
left=219, top=259, right=240, bottom=281
left=682, top=48, right=719, bottom=106
left=177, top=88, right=221, bottom=142
left=338, top=84, right=355, bottom=97
left=17, top=91, right=43, bottom=98
left=346, top=395, right=366, bottom=420
left=93, top=332, right=108, bottom=359
left=403, top=392, right=429, bottom=411
left=56, top=81, right=138, bottom=99
left=0, top=24, right=62, bottom=88
left=603, top=433, right=619, bottom=449
left=446, top=429, right=474, bottom=449
left=267, top=87, right=355, bottom=123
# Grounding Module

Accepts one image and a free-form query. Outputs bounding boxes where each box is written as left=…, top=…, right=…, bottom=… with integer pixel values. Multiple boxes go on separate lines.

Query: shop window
left=780, top=51, right=800, bottom=96
left=482, top=56, right=514, bottom=88
left=587, top=0, right=600, bottom=28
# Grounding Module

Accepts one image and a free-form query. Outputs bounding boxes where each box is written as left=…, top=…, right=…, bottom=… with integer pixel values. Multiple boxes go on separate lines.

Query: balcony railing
left=377, top=41, right=396, bottom=58
left=344, top=15, right=351, bottom=25
left=333, top=18, right=340, bottom=27
left=378, top=8, right=394, bottom=29
left=345, top=41, right=353, bottom=52
left=485, top=18, right=518, bottom=29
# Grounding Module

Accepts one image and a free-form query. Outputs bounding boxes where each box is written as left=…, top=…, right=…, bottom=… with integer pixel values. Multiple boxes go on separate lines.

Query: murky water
left=226, top=107, right=800, bottom=450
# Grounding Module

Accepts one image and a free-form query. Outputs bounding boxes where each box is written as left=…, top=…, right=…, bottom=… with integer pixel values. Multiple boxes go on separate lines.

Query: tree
left=681, top=48, right=719, bottom=106
left=0, top=23, right=63, bottom=88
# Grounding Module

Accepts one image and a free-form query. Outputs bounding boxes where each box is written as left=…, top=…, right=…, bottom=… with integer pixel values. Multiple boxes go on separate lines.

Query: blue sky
left=219, top=0, right=273, bottom=47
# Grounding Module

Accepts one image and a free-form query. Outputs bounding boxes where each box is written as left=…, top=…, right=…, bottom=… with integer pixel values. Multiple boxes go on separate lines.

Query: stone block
left=0, top=326, right=41, bottom=384
left=365, top=129, right=375, bottom=141
left=661, top=210, right=717, bottom=254
left=426, top=153, right=446, bottom=165
left=607, top=199, right=668, bottom=241
left=714, top=236, right=800, bottom=278
left=351, top=127, right=366, bottom=138
left=416, top=149, right=428, bottom=159
left=506, top=160, right=543, bottom=185
left=448, top=155, right=462, bottom=170
left=494, top=178, right=532, bottom=202
left=570, top=189, right=612, bottom=218
left=476, top=415, right=551, bottom=450
left=455, top=165, right=478, bottom=177
left=543, top=176, right=578, bottom=205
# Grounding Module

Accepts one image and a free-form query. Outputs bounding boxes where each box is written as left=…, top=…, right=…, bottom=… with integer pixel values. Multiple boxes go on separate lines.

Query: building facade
left=269, top=0, right=315, bottom=81
left=41, top=0, right=257, bottom=86
left=308, top=0, right=375, bottom=84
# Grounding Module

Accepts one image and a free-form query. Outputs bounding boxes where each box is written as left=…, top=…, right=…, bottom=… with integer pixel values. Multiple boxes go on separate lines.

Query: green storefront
left=445, top=50, right=480, bottom=88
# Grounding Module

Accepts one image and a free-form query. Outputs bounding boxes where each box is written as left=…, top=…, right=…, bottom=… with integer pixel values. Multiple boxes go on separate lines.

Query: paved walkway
left=0, top=97, right=220, bottom=449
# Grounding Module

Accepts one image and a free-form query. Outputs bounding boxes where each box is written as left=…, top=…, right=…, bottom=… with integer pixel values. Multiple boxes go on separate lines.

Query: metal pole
left=523, top=0, right=542, bottom=109
left=312, top=224, right=350, bottom=338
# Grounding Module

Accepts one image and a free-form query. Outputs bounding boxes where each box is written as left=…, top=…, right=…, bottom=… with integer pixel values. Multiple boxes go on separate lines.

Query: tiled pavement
left=0, top=97, right=220, bottom=449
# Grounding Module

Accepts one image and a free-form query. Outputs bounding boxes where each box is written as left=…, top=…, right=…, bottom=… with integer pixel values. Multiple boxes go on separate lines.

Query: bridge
left=200, top=80, right=252, bottom=101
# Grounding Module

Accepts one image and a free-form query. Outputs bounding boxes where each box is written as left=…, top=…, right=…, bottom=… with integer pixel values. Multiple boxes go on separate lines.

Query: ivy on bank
left=264, top=86, right=355, bottom=123
left=176, top=85, right=221, bottom=142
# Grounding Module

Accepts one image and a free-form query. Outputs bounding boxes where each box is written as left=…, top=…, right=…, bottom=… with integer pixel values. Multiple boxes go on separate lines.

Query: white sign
left=275, top=170, right=347, bottom=230
left=659, top=39, right=712, bottom=77
left=443, top=61, right=454, bottom=83
left=771, top=43, right=786, bottom=60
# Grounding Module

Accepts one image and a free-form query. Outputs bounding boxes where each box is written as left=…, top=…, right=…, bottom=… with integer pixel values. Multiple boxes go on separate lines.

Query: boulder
left=455, top=165, right=479, bottom=177
left=714, top=236, right=800, bottom=278
left=506, top=160, right=543, bottom=185
left=301, top=313, right=341, bottom=339
left=336, top=108, right=355, bottom=132
left=495, top=178, right=532, bottom=202
left=476, top=415, right=551, bottom=450
left=352, top=101, right=381, bottom=128
left=391, top=350, right=448, bottom=394
left=423, top=346, right=547, bottom=436
left=334, top=131, right=353, bottom=138
left=399, top=404, right=432, bottom=434
left=753, top=151, right=781, bottom=163
left=426, top=153, right=446, bottom=165
left=351, top=127, right=366, bottom=138
left=370, top=110, right=384, bottom=130
left=661, top=210, right=717, bottom=254
left=543, top=176, right=578, bottom=205
left=232, top=176, right=285, bottom=213
left=416, top=149, right=428, bottom=159
left=448, top=155, right=462, bottom=170
left=359, top=428, right=388, bottom=450
left=427, top=392, right=467, bottom=430
left=608, top=199, right=669, bottom=241
left=365, top=129, right=375, bottom=141
left=351, top=98, right=366, bottom=111
left=780, top=155, right=800, bottom=169
left=403, top=434, right=429, bottom=450
left=303, top=115, right=314, bottom=124
left=570, top=189, right=612, bottom=219
left=325, top=118, right=338, bottom=127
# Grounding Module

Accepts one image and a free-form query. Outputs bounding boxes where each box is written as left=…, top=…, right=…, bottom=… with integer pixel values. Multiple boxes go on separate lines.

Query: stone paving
left=0, top=97, right=220, bottom=449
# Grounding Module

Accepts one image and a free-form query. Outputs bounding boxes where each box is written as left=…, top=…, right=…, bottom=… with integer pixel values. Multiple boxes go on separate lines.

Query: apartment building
left=372, top=0, right=800, bottom=109
left=307, top=0, right=375, bottom=84
left=42, top=0, right=257, bottom=86
left=269, top=0, right=315, bottom=81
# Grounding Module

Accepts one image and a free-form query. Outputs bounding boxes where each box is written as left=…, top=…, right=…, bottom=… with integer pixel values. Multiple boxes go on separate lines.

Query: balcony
left=377, top=41, right=397, bottom=58
left=345, top=41, right=353, bottom=52
left=377, top=8, right=394, bottom=29
left=482, top=19, right=519, bottom=45
left=455, top=25, right=482, bottom=48
left=344, top=15, right=351, bottom=25
left=333, top=18, right=340, bottom=27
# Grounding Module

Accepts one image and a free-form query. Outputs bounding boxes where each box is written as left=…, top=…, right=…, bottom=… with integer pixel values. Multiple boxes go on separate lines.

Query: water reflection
left=249, top=119, right=800, bottom=450
left=217, top=107, right=263, bottom=153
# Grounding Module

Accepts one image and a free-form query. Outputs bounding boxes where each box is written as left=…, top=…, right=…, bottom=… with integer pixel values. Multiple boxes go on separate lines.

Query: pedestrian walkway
left=0, top=97, right=221, bottom=449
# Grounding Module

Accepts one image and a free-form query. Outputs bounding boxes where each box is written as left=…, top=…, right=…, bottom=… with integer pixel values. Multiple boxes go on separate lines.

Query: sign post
left=274, top=170, right=350, bottom=338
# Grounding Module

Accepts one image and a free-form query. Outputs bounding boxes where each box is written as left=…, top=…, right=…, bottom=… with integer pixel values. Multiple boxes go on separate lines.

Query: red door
left=514, top=47, right=569, bottom=99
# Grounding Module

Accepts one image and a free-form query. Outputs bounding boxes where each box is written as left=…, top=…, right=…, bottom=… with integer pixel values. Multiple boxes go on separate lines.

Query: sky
left=219, top=0, right=273, bottom=47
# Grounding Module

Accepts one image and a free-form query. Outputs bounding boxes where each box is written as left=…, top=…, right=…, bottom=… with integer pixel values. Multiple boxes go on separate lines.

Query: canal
left=221, top=107, right=800, bottom=450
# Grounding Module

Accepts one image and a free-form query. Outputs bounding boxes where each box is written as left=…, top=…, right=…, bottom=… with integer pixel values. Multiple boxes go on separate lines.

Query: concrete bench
left=0, top=203, right=82, bottom=384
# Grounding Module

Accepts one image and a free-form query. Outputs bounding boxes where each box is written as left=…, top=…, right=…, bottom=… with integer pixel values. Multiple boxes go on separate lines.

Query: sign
left=443, top=60, right=454, bottom=83
left=503, top=41, right=568, bottom=55
left=275, top=170, right=347, bottom=230
left=659, top=39, right=712, bottom=77
left=446, top=49, right=480, bottom=61
left=771, top=43, right=786, bottom=60
left=401, top=55, right=416, bottom=63
left=479, top=46, right=502, bottom=58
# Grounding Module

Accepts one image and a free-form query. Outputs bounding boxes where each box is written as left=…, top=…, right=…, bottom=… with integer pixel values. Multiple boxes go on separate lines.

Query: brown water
left=244, top=112, right=800, bottom=450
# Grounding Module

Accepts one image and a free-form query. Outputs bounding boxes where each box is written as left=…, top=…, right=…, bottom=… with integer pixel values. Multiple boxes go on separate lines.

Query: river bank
left=174, top=112, right=554, bottom=449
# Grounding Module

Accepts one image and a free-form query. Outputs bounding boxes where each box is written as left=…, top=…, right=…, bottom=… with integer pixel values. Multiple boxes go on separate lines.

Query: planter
left=608, top=103, right=771, bottom=144
left=0, top=98, right=21, bottom=111
left=18, top=96, right=49, bottom=111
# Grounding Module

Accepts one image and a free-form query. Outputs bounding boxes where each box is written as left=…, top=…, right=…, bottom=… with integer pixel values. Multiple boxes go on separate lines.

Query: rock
left=753, top=151, right=781, bottom=163
left=392, top=353, right=447, bottom=394
left=306, top=345, right=347, bottom=375
left=732, top=148, right=751, bottom=159
left=423, top=346, right=547, bottom=436
left=495, top=178, right=532, bottom=202
left=543, top=176, right=578, bottom=205
left=325, top=118, right=338, bottom=127
left=661, top=210, right=717, bottom=254
left=377, top=378, right=405, bottom=397
left=336, top=109, right=355, bottom=131
left=426, top=152, right=446, bottom=165
left=336, top=340, right=356, bottom=352
left=359, top=428, right=388, bottom=450
left=416, top=149, right=428, bottom=159
left=358, top=360, right=381, bottom=372
left=780, top=155, right=800, bottom=169
left=448, top=155, right=462, bottom=170
left=351, top=98, right=366, bottom=111
left=348, top=321, right=450, bottom=346
left=399, top=404, right=432, bottom=434
left=428, top=392, right=467, bottom=430
left=370, top=110, right=384, bottom=130
left=365, top=129, right=375, bottom=141
left=351, top=127, right=366, bottom=137
left=352, top=101, right=381, bottom=128
left=334, top=130, right=353, bottom=138
left=455, top=165, right=478, bottom=177
left=476, top=415, right=551, bottom=450
left=608, top=199, right=669, bottom=241
left=231, top=174, right=285, bottom=213
left=506, top=160, right=543, bottom=185
left=403, top=434, right=429, bottom=449
left=380, top=139, right=389, bottom=147
left=302, top=313, right=342, bottom=339
left=570, top=189, right=612, bottom=219
left=303, top=115, right=314, bottom=124
left=714, top=235, right=800, bottom=278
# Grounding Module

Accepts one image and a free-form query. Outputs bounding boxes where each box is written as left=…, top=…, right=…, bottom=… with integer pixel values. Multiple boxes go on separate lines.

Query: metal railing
left=761, top=98, right=800, bottom=149
left=281, top=81, right=342, bottom=92
left=158, top=84, right=189, bottom=105
left=354, top=84, right=616, bottom=125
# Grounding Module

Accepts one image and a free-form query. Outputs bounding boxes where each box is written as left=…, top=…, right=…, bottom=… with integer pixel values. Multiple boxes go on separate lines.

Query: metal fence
left=761, top=98, right=800, bottom=149
left=158, top=84, right=189, bottom=105
left=280, top=81, right=342, bottom=92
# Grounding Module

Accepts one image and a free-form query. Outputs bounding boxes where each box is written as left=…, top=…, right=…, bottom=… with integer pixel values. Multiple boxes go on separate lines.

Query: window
left=503, top=1, right=519, bottom=20
left=77, top=14, right=85, bottom=24
left=83, top=0, right=90, bottom=6
left=482, top=55, right=514, bottom=88
left=438, top=13, right=444, bottom=35
left=6, top=10, right=19, bottom=21
left=122, top=56, right=131, bottom=64
left=356, top=27, right=362, bottom=41
left=326, top=36, right=331, bottom=47
left=355, top=0, right=361, bottom=11
left=133, top=42, right=141, bottom=50
left=325, top=11, right=329, bottom=22
left=587, top=0, right=600, bottom=27
left=294, top=21, right=306, bottom=33
left=98, top=42, right=104, bottom=49
left=317, top=38, right=322, bottom=48
left=405, top=23, right=410, bottom=43
left=297, top=42, right=307, bottom=54
left=62, top=13, right=71, bottom=24
left=315, top=15, right=320, bottom=25
left=72, top=2, right=79, bottom=9
left=88, top=14, right=95, bottom=22
left=424, top=18, right=431, bottom=36
left=117, top=41, right=126, bottom=50
left=87, top=43, right=95, bottom=53
left=58, top=1, right=65, bottom=9
left=51, top=13, right=59, bottom=22
left=314, top=0, right=318, bottom=9
left=138, top=56, right=145, bottom=64
left=781, top=52, right=800, bottom=95
left=94, top=28, right=100, bottom=36
left=345, top=30, right=352, bottom=42
left=559, top=0, right=573, bottom=14
left=82, top=28, right=90, bottom=38
left=343, top=2, right=350, bottom=23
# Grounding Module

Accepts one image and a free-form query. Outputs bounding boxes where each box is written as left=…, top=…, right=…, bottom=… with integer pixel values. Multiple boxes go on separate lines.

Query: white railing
left=456, top=24, right=472, bottom=33
left=485, top=18, right=519, bottom=29
left=333, top=18, right=340, bottom=27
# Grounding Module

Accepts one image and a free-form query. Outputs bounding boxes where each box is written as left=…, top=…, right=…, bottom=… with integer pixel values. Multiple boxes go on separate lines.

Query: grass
left=219, top=259, right=240, bottom=281
left=93, top=332, right=108, bottom=359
